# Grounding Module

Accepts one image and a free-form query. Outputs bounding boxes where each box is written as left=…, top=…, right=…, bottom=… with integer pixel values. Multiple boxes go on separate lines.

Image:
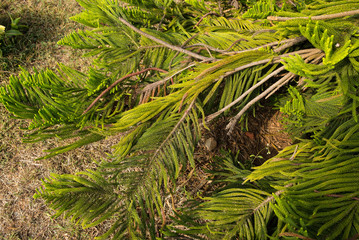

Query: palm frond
left=242, top=0, right=277, bottom=19
left=35, top=99, right=202, bottom=238
left=33, top=170, right=122, bottom=231
left=201, top=17, right=264, bottom=32
left=0, top=66, right=86, bottom=128
left=246, top=115, right=359, bottom=239
left=199, top=188, right=273, bottom=240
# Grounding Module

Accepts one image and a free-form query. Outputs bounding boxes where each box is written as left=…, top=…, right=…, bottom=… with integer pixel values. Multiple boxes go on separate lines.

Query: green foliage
left=246, top=114, right=359, bottom=239
left=6, top=15, right=26, bottom=36
left=0, top=14, right=25, bottom=56
left=1, top=0, right=359, bottom=239
left=242, top=0, right=277, bottom=19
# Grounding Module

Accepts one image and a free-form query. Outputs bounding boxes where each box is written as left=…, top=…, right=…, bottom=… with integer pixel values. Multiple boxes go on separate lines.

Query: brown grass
left=0, top=0, right=109, bottom=239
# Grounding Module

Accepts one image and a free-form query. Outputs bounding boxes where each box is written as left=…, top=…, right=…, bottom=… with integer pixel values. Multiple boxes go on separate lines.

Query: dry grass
left=0, top=0, right=110, bottom=239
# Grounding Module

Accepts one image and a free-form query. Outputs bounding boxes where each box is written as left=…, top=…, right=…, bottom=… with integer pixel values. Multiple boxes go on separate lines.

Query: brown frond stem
left=286, top=0, right=296, bottom=7
left=118, top=17, right=214, bottom=61
left=253, top=184, right=293, bottom=212
left=185, top=43, right=228, bottom=53
left=224, top=36, right=307, bottom=55
left=314, top=190, right=359, bottom=201
left=182, top=33, right=200, bottom=47
left=205, top=48, right=319, bottom=122
left=273, top=36, right=306, bottom=53
left=225, top=72, right=292, bottom=134
left=223, top=40, right=282, bottom=55
left=265, top=72, right=295, bottom=99
left=157, top=13, right=166, bottom=31
left=206, top=66, right=286, bottom=122
left=268, top=9, right=359, bottom=21
left=186, top=37, right=305, bottom=55
left=139, top=45, right=168, bottom=50
left=224, top=49, right=320, bottom=133
left=169, top=33, right=200, bottom=69
left=178, top=92, right=189, bottom=112
left=152, top=98, right=197, bottom=159
left=194, top=12, right=220, bottom=28
left=279, top=232, right=315, bottom=240
left=225, top=48, right=319, bottom=77
left=252, top=29, right=276, bottom=37
left=140, top=59, right=212, bottom=103
left=82, top=68, right=168, bottom=115
left=225, top=38, right=248, bottom=51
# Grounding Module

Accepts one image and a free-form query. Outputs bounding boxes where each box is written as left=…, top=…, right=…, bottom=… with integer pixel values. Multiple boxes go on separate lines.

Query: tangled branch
left=82, top=68, right=168, bottom=115
left=268, top=9, right=359, bottom=21
left=118, top=17, right=215, bottom=61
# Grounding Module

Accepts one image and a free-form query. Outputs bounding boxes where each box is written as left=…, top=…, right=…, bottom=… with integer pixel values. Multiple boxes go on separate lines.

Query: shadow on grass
left=0, top=0, right=83, bottom=76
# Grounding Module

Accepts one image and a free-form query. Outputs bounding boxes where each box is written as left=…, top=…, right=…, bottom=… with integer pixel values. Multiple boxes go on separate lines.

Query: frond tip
left=34, top=170, right=121, bottom=230
left=199, top=188, right=273, bottom=239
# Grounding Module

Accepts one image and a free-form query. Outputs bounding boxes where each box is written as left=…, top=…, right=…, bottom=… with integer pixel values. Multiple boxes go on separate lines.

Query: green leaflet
left=34, top=171, right=121, bottom=229
left=282, top=53, right=333, bottom=79
left=299, top=20, right=351, bottom=66
left=242, top=0, right=277, bottom=19
left=199, top=188, right=272, bottom=239
left=280, top=86, right=344, bottom=136
left=246, top=115, right=359, bottom=239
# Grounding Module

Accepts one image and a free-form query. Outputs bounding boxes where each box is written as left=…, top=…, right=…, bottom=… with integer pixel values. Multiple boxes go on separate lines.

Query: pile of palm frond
left=1, top=0, right=359, bottom=239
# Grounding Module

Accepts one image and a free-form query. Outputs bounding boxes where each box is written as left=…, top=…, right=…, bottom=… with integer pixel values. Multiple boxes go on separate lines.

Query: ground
left=0, top=1, right=292, bottom=239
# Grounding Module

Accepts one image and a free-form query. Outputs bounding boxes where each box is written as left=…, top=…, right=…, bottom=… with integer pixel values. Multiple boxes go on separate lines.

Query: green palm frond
left=242, top=0, right=277, bottom=19
left=303, top=0, right=359, bottom=16
left=282, top=53, right=332, bottom=79
left=298, top=20, right=351, bottom=66
left=280, top=86, right=344, bottom=136
left=35, top=100, right=202, bottom=238
left=199, top=188, right=273, bottom=240
left=164, top=152, right=279, bottom=239
left=58, top=27, right=140, bottom=73
left=0, top=66, right=87, bottom=128
left=201, top=17, right=264, bottom=32
left=219, top=65, right=280, bottom=115
left=34, top=170, right=121, bottom=230
left=245, top=114, right=359, bottom=239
